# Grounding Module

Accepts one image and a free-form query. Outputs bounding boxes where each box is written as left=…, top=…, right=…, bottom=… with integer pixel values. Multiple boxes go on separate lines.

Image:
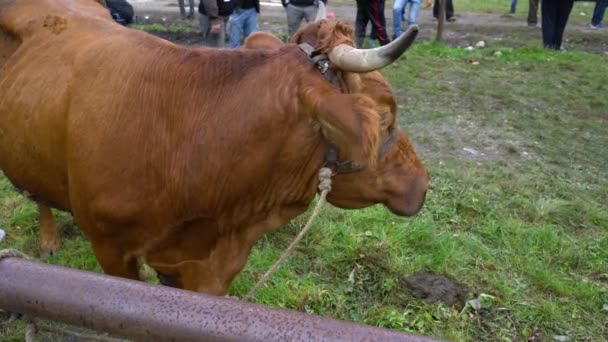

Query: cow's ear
left=243, top=32, right=284, bottom=50
left=306, top=92, right=381, bottom=167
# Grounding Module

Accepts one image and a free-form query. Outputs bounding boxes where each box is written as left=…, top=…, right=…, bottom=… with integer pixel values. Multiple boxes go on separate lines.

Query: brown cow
left=0, top=0, right=428, bottom=295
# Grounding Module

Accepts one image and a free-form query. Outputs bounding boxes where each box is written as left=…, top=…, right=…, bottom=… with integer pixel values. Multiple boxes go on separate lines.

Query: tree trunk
left=436, top=0, right=446, bottom=42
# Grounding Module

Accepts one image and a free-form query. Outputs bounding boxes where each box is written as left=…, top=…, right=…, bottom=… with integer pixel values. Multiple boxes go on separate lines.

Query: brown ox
left=0, top=0, right=428, bottom=295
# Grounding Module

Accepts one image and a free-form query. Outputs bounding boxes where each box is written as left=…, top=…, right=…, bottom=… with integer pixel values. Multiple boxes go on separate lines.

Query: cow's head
left=245, top=20, right=428, bottom=217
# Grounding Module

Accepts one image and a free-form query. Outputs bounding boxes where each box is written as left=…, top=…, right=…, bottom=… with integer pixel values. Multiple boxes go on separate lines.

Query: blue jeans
left=228, top=8, right=258, bottom=48
left=591, top=0, right=608, bottom=26
left=511, top=0, right=518, bottom=13
left=393, top=0, right=421, bottom=37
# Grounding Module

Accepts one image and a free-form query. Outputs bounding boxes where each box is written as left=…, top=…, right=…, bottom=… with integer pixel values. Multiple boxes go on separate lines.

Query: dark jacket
left=106, top=0, right=134, bottom=25
left=199, top=0, right=234, bottom=18
left=234, top=0, right=260, bottom=13
left=281, top=0, right=326, bottom=8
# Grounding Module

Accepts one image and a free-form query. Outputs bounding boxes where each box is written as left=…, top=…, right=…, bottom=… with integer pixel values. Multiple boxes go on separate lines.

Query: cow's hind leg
left=89, top=238, right=140, bottom=281
left=38, top=204, right=61, bottom=258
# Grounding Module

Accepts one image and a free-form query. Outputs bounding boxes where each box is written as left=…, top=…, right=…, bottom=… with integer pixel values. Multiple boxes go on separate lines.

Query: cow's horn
left=328, top=25, right=419, bottom=73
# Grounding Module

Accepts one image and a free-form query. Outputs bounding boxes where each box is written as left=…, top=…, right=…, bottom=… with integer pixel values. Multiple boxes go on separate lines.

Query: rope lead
left=243, top=167, right=333, bottom=301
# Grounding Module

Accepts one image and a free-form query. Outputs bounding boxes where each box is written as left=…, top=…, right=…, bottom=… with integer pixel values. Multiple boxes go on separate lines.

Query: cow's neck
left=141, top=48, right=331, bottom=293
left=145, top=122, right=327, bottom=294
left=216, top=126, right=326, bottom=231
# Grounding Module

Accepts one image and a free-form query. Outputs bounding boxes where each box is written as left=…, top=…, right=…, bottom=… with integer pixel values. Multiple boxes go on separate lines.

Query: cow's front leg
left=147, top=224, right=262, bottom=296
left=89, top=237, right=140, bottom=281
left=150, top=250, right=251, bottom=296
left=171, top=260, right=232, bottom=295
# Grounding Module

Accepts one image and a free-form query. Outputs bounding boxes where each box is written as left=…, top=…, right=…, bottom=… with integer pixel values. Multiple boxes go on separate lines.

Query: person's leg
left=286, top=5, right=304, bottom=39
left=178, top=0, right=186, bottom=17
left=302, top=4, right=319, bottom=23
left=406, top=0, right=422, bottom=27
left=591, top=0, right=608, bottom=26
left=243, top=8, right=258, bottom=39
left=207, top=18, right=227, bottom=48
left=433, top=0, right=454, bottom=20
left=446, top=0, right=454, bottom=19
left=188, top=0, right=195, bottom=17
left=554, top=0, right=574, bottom=49
left=511, top=0, right=517, bottom=13
left=228, top=10, right=243, bottom=48
left=355, top=0, right=368, bottom=47
left=541, top=0, right=557, bottom=49
left=368, top=0, right=389, bottom=45
left=393, top=0, right=407, bottom=38
left=220, top=17, right=228, bottom=48
left=200, top=14, right=209, bottom=42
left=597, top=0, right=608, bottom=25
left=528, top=0, right=539, bottom=25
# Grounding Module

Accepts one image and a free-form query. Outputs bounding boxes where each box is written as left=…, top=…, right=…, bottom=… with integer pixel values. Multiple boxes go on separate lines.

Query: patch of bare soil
left=400, top=272, right=468, bottom=309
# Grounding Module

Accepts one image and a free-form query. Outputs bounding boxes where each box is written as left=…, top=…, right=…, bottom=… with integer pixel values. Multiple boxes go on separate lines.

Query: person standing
left=228, top=0, right=260, bottom=48
left=178, top=0, right=195, bottom=19
left=393, top=0, right=431, bottom=39
left=355, top=0, right=390, bottom=47
left=199, top=0, right=234, bottom=47
left=590, top=0, right=607, bottom=29
left=510, top=0, right=517, bottom=13
left=281, top=0, right=326, bottom=39
left=528, top=0, right=539, bottom=26
left=541, top=0, right=574, bottom=50
left=433, top=0, right=455, bottom=22
left=106, top=0, right=135, bottom=25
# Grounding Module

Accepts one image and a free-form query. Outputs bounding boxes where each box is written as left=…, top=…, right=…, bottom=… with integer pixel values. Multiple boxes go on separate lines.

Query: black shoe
left=447, top=17, right=456, bottom=22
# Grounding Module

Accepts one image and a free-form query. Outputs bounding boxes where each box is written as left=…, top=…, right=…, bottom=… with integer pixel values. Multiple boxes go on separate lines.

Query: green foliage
left=131, top=23, right=192, bottom=33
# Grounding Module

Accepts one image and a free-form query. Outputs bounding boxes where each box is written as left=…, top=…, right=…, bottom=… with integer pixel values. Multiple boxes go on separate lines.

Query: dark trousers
left=355, top=0, right=390, bottom=46
left=591, top=0, right=608, bottom=26
left=541, top=0, right=574, bottom=49
left=433, top=0, right=454, bottom=19
left=528, top=0, right=539, bottom=25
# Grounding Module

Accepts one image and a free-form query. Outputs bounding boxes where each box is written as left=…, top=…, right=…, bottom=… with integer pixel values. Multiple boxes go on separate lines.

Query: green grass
left=2, top=4, right=608, bottom=342
left=131, top=23, right=193, bottom=33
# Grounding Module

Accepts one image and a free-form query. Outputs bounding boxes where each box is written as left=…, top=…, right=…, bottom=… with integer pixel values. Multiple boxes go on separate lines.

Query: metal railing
left=0, top=257, right=442, bottom=342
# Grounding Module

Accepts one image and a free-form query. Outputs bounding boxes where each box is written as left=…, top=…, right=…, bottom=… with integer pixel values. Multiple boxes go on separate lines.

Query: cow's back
left=0, top=0, right=118, bottom=209
left=0, top=0, right=245, bottom=216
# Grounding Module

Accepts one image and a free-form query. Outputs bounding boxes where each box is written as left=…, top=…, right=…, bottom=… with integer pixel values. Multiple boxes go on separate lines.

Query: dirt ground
left=130, top=0, right=608, bottom=53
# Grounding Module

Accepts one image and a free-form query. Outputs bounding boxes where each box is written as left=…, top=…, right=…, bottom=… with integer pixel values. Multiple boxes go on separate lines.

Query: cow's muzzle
left=388, top=170, right=429, bottom=217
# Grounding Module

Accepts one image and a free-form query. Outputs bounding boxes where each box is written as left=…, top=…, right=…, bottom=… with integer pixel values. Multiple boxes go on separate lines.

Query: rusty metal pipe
left=0, top=257, right=441, bottom=342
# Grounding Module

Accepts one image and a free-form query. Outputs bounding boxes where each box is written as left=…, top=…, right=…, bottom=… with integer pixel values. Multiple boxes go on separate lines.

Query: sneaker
left=447, top=17, right=456, bottom=22
left=590, top=23, right=605, bottom=29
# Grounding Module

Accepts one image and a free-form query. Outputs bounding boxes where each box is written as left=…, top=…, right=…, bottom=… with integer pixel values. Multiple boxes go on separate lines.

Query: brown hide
left=0, top=0, right=428, bottom=294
